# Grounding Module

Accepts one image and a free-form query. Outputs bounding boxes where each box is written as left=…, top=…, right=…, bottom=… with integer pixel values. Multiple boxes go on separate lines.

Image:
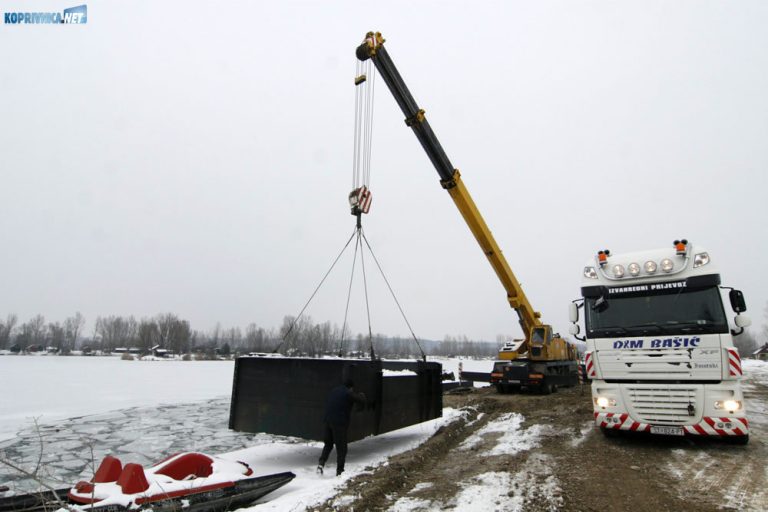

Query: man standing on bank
left=317, top=378, right=368, bottom=476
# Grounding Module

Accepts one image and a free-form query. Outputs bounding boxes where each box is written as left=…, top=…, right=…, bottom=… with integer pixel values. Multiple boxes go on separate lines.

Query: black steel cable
left=272, top=228, right=357, bottom=354
left=360, top=230, right=426, bottom=360
left=338, top=229, right=361, bottom=356
left=359, top=232, right=376, bottom=360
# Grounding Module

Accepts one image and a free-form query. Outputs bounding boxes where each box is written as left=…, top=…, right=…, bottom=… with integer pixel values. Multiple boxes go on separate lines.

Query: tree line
left=4, top=306, right=763, bottom=359
left=0, top=312, right=501, bottom=359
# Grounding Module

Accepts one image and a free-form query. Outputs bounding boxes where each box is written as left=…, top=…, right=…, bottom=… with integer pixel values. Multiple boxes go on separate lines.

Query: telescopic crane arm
left=356, top=32, right=556, bottom=357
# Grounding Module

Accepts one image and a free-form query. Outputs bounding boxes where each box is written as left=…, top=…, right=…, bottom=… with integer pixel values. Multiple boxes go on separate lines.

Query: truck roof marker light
left=661, top=258, right=674, bottom=273
left=628, top=262, right=641, bottom=277
left=597, top=250, right=610, bottom=267
left=693, top=252, right=710, bottom=268
left=584, top=266, right=598, bottom=279
left=674, top=239, right=688, bottom=256
left=612, top=264, right=625, bottom=278
left=644, top=261, right=658, bottom=274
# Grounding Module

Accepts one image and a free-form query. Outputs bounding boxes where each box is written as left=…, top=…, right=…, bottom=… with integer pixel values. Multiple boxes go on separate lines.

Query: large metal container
left=228, top=357, right=442, bottom=442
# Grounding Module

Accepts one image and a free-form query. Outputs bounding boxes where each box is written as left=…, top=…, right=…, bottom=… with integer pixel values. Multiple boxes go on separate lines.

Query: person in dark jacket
left=317, top=378, right=368, bottom=476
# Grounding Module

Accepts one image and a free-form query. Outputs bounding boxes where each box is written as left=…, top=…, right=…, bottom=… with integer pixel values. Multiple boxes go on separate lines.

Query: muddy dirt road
left=311, top=374, right=767, bottom=512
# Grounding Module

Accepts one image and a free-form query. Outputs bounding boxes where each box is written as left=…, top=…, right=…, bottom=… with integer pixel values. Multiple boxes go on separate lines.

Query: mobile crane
left=356, top=32, right=578, bottom=393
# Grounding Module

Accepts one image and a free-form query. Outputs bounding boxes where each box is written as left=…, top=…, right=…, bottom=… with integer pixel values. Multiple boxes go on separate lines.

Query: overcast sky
left=1, top=1, right=766, bottom=343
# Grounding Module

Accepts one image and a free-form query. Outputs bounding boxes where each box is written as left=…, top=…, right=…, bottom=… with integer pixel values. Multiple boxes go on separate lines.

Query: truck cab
left=569, top=240, right=750, bottom=443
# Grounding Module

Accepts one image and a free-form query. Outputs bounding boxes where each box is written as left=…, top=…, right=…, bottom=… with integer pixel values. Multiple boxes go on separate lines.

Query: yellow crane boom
left=357, top=32, right=576, bottom=367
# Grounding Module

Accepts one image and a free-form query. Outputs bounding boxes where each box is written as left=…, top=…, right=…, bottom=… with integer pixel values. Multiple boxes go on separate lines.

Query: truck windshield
left=585, top=286, right=728, bottom=337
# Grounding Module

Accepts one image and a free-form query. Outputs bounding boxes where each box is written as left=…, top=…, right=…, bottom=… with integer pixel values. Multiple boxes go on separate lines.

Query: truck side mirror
left=729, top=289, right=747, bottom=313
left=569, top=324, right=580, bottom=336
left=569, top=303, right=579, bottom=323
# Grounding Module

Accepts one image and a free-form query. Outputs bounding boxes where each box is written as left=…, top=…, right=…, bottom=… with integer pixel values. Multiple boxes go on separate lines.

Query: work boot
left=316, top=464, right=324, bottom=475
left=336, top=468, right=344, bottom=477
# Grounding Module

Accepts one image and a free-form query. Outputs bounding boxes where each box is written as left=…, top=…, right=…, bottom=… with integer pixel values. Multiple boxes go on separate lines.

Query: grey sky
left=1, top=1, right=766, bottom=342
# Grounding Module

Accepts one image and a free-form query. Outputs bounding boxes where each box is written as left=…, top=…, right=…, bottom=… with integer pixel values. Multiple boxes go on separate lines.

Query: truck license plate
left=650, top=426, right=684, bottom=436
left=507, top=380, right=520, bottom=384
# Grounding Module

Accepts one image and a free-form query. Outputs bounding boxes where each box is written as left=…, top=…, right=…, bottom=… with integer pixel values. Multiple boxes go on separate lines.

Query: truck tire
left=601, top=427, right=619, bottom=438
left=728, top=435, right=749, bottom=445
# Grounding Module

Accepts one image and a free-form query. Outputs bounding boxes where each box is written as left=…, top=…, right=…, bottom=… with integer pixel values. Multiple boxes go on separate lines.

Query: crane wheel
left=540, top=382, right=556, bottom=395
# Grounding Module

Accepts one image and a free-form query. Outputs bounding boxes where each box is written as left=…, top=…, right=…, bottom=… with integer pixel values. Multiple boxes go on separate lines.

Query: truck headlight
left=594, top=397, right=616, bottom=408
left=612, top=265, right=625, bottom=278
left=661, top=258, right=674, bottom=272
left=693, top=252, right=710, bottom=268
left=714, top=400, right=742, bottom=412
left=628, top=262, right=640, bottom=276
left=584, top=266, right=598, bottom=279
left=644, top=261, right=657, bottom=274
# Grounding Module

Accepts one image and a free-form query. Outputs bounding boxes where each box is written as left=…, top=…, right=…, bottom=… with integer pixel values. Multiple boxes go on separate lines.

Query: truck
left=569, top=239, right=751, bottom=443
left=356, top=32, right=578, bottom=394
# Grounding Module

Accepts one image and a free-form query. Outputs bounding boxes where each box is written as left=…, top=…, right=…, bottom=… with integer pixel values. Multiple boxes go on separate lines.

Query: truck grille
left=624, top=385, right=699, bottom=425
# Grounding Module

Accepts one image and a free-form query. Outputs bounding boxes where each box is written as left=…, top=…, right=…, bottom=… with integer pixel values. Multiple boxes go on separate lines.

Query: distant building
left=752, top=343, right=768, bottom=361
left=150, top=345, right=171, bottom=358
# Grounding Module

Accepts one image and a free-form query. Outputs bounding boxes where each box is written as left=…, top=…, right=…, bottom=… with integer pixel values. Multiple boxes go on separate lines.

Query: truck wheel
left=601, top=427, right=619, bottom=438
left=495, top=384, right=506, bottom=394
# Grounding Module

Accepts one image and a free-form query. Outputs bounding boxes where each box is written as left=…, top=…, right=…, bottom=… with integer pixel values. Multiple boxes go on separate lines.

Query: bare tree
left=63, top=313, right=85, bottom=353
left=0, top=314, right=17, bottom=349
left=138, top=319, right=160, bottom=351
left=16, top=315, right=47, bottom=350
left=224, top=327, right=242, bottom=352
left=245, top=323, right=267, bottom=352
left=95, top=316, right=138, bottom=352
left=156, top=314, right=191, bottom=354
left=47, top=322, right=65, bottom=351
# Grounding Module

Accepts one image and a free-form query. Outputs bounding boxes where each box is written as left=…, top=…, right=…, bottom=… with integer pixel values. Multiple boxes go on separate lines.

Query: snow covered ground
left=743, top=358, right=768, bottom=387
left=2, top=356, right=766, bottom=510
left=0, top=355, right=480, bottom=510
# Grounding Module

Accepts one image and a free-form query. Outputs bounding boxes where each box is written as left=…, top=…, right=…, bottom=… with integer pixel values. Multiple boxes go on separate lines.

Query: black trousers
left=318, top=422, right=348, bottom=472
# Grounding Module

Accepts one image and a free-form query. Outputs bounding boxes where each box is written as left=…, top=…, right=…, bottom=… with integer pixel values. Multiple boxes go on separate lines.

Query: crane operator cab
left=530, top=327, right=551, bottom=358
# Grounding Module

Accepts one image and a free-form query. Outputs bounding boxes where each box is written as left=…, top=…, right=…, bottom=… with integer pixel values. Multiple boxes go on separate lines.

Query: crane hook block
left=348, top=186, right=373, bottom=215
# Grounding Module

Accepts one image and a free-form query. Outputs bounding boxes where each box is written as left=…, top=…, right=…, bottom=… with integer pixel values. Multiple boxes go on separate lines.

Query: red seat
left=117, top=463, right=150, bottom=494
left=94, top=455, right=122, bottom=483
left=154, top=453, right=214, bottom=480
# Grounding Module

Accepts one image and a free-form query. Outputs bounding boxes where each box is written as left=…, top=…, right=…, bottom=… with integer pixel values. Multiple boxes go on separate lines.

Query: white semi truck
left=569, top=239, right=751, bottom=443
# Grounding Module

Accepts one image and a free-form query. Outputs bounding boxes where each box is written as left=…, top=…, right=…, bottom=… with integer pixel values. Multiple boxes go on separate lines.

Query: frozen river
left=0, top=356, right=235, bottom=442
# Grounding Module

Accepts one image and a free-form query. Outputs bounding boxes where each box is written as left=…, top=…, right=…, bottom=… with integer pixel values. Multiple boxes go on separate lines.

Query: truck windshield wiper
left=665, top=321, right=723, bottom=333
left=592, top=325, right=628, bottom=335
left=625, top=323, right=663, bottom=334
